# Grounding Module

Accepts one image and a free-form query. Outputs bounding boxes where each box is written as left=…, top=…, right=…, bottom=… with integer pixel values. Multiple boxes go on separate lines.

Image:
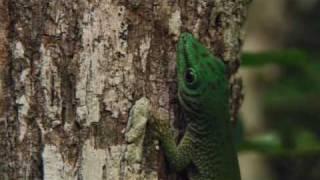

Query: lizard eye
left=184, top=68, right=196, bottom=84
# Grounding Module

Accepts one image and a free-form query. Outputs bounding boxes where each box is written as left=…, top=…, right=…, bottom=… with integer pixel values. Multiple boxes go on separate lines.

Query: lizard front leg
left=150, top=112, right=193, bottom=172
left=127, top=97, right=194, bottom=174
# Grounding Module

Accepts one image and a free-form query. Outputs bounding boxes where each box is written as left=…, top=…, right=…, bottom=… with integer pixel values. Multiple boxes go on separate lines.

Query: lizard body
left=152, top=33, right=241, bottom=180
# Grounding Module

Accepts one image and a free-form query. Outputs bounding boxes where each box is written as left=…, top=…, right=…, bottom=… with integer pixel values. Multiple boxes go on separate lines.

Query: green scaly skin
left=153, top=33, right=241, bottom=180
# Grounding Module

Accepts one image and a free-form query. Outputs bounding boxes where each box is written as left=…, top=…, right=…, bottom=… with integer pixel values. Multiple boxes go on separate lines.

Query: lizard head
left=177, top=32, right=229, bottom=119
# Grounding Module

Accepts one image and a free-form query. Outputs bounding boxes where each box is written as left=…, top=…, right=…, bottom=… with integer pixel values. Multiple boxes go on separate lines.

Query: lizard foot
left=149, top=111, right=172, bottom=138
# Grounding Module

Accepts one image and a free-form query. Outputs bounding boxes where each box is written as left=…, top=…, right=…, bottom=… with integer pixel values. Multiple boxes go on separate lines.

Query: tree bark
left=0, top=0, right=249, bottom=179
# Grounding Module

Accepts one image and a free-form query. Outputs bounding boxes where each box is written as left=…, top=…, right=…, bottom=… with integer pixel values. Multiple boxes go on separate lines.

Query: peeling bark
left=0, top=0, right=249, bottom=179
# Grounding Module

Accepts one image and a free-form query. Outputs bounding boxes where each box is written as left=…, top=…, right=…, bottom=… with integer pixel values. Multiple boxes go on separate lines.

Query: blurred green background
left=238, top=1, right=320, bottom=180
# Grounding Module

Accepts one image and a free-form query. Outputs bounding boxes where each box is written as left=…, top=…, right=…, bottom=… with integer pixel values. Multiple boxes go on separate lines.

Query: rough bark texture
left=0, top=0, right=249, bottom=179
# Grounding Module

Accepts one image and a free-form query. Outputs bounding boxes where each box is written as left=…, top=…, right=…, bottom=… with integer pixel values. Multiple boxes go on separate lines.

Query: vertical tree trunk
left=0, top=0, right=249, bottom=179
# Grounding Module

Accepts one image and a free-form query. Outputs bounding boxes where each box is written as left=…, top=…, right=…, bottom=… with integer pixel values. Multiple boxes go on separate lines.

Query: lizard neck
left=187, top=110, right=230, bottom=137
left=186, top=102, right=231, bottom=135
left=187, top=111, right=241, bottom=180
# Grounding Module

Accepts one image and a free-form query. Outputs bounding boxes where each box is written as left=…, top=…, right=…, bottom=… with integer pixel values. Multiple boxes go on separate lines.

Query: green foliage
left=239, top=49, right=320, bottom=157
left=241, top=50, right=310, bottom=67
left=239, top=129, right=320, bottom=157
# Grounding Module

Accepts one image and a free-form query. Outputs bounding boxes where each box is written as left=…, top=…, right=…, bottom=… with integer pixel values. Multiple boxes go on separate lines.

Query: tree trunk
left=0, top=0, right=249, bottom=179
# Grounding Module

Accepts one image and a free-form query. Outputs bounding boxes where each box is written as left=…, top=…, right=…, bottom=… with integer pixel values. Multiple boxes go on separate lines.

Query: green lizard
left=151, top=32, right=241, bottom=180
